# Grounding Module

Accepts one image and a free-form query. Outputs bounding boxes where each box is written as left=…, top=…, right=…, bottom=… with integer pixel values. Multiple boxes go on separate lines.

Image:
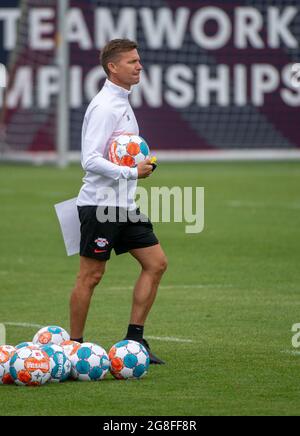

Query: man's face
left=109, top=49, right=143, bottom=89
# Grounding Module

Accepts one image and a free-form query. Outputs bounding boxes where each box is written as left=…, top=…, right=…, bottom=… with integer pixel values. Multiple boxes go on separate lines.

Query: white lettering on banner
left=234, top=65, right=247, bottom=106
left=140, top=7, right=189, bottom=50
left=290, top=63, right=300, bottom=91
left=165, top=65, right=194, bottom=108
left=197, top=65, right=230, bottom=107
left=29, top=8, right=55, bottom=50
left=67, top=8, right=93, bottom=49
left=0, top=63, right=6, bottom=88
left=252, top=65, right=280, bottom=106
left=0, top=5, right=299, bottom=110
left=0, top=6, right=299, bottom=51
left=268, top=7, right=298, bottom=49
left=37, top=67, right=60, bottom=109
left=191, top=7, right=232, bottom=50
left=235, top=7, right=264, bottom=49
left=6, top=67, right=33, bottom=108
left=0, top=9, right=20, bottom=50
left=84, top=67, right=106, bottom=102
left=70, top=66, right=83, bottom=108
left=3, top=64, right=300, bottom=109
left=95, top=7, right=136, bottom=49
left=131, top=66, right=163, bottom=108
left=281, top=64, right=300, bottom=104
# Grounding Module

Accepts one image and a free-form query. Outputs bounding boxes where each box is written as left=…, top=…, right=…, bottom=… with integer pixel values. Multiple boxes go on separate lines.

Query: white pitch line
left=106, top=284, right=233, bottom=291
left=3, top=322, right=194, bottom=345
left=227, top=201, right=300, bottom=210
left=280, top=350, right=300, bottom=356
left=4, top=322, right=44, bottom=329
left=147, top=336, right=194, bottom=343
left=160, top=284, right=233, bottom=290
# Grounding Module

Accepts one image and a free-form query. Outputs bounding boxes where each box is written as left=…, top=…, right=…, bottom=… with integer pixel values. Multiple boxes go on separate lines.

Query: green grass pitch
left=0, top=161, right=299, bottom=416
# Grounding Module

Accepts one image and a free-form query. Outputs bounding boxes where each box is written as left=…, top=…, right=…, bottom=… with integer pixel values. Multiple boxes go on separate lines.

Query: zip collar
left=104, top=79, right=131, bottom=99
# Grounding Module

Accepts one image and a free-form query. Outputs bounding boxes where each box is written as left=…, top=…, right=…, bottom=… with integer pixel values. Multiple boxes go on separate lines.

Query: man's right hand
left=137, top=159, right=153, bottom=179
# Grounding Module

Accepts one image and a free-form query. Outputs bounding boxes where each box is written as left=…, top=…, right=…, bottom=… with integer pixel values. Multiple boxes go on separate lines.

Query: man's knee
left=146, top=255, right=168, bottom=276
left=159, top=256, right=168, bottom=274
left=89, top=270, right=105, bottom=288
left=77, top=268, right=105, bottom=291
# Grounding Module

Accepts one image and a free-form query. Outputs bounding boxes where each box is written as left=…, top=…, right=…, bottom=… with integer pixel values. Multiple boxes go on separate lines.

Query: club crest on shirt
left=95, top=238, right=109, bottom=248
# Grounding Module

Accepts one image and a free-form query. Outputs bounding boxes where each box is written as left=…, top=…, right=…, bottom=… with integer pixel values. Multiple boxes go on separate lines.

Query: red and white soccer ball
left=109, top=134, right=150, bottom=168
left=33, top=326, right=70, bottom=347
left=9, top=346, right=51, bottom=386
left=0, top=345, right=16, bottom=385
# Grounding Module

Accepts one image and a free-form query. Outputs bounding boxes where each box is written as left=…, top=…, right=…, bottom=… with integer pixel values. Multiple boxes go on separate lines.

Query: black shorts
left=78, top=206, right=159, bottom=261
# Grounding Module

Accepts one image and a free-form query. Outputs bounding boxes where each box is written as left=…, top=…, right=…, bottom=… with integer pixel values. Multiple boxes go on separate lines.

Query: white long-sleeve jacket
left=77, top=79, right=139, bottom=209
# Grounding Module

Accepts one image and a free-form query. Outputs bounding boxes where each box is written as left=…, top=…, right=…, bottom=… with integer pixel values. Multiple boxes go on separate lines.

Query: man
left=70, top=39, right=168, bottom=364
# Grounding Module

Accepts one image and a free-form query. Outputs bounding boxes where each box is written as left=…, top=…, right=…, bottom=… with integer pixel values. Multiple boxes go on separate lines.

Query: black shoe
left=138, top=338, right=166, bottom=365
left=124, top=337, right=166, bottom=364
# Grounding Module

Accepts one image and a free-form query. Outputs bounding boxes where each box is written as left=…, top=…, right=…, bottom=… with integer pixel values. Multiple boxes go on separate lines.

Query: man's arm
left=82, top=105, right=138, bottom=180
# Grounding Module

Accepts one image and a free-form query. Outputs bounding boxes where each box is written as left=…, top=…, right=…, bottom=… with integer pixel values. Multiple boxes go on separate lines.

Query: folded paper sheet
left=54, top=197, right=80, bottom=256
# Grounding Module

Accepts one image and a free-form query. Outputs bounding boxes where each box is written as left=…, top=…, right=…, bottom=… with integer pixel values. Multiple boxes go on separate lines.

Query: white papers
left=54, top=197, right=80, bottom=256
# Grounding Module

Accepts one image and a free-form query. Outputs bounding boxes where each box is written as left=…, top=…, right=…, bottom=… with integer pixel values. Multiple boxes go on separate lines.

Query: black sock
left=125, top=324, right=144, bottom=341
left=70, top=337, right=84, bottom=344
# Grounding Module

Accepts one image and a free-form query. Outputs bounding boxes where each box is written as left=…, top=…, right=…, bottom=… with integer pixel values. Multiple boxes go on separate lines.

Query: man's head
left=100, top=39, right=142, bottom=90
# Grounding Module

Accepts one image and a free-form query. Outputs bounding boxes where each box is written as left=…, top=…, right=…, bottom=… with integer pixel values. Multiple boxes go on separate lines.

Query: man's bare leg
left=129, top=244, right=168, bottom=326
left=126, top=244, right=168, bottom=364
left=70, top=256, right=106, bottom=340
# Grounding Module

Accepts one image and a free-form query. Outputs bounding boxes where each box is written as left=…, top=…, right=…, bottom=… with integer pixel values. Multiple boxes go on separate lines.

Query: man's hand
left=137, top=159, right=153, bottom=179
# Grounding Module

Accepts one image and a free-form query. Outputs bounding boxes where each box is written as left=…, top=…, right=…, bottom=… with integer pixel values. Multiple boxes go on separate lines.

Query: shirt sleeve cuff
left=130, top=167, right=138, bottom=180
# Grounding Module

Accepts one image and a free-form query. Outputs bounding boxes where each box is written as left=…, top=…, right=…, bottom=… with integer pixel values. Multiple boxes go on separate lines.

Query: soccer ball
left=108, top=340, right=150, bottom=380
left=109, top=134, right=150, bottom=168
left=41, top=344, right=71, bottom=383
left=33, top=326, right=70, bottom=346
left=70, top=342, right=110, bottom=381
left=0, top=345, right=16, bottom=385
left=10, top=346, right=51, bottom=386
left=15, top=342, right=38, bottom=350
left=60, top=340, right=81, bottom=358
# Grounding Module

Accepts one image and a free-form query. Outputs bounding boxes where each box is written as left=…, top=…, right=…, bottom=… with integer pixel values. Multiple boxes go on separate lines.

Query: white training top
left=77, top=79, right=139, bottom=209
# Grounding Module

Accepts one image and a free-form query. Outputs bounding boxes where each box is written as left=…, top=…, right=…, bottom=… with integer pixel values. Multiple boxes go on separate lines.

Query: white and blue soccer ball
left=108, top=340, right=150, bottom=380
left=60, top=340, right=81, bottom=359
left=70, top=342, right=110, bottom=381
left=33, top=326, right=70, bottom=347
left=10, top=346, right=51, bottom=386
left=15, top=342, right=37, bottom=350
left=41, top=344, right=71, bottom=383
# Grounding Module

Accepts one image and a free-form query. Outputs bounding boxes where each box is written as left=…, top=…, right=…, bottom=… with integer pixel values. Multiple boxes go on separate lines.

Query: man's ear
left=108, top=62, right=117, bottom=75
